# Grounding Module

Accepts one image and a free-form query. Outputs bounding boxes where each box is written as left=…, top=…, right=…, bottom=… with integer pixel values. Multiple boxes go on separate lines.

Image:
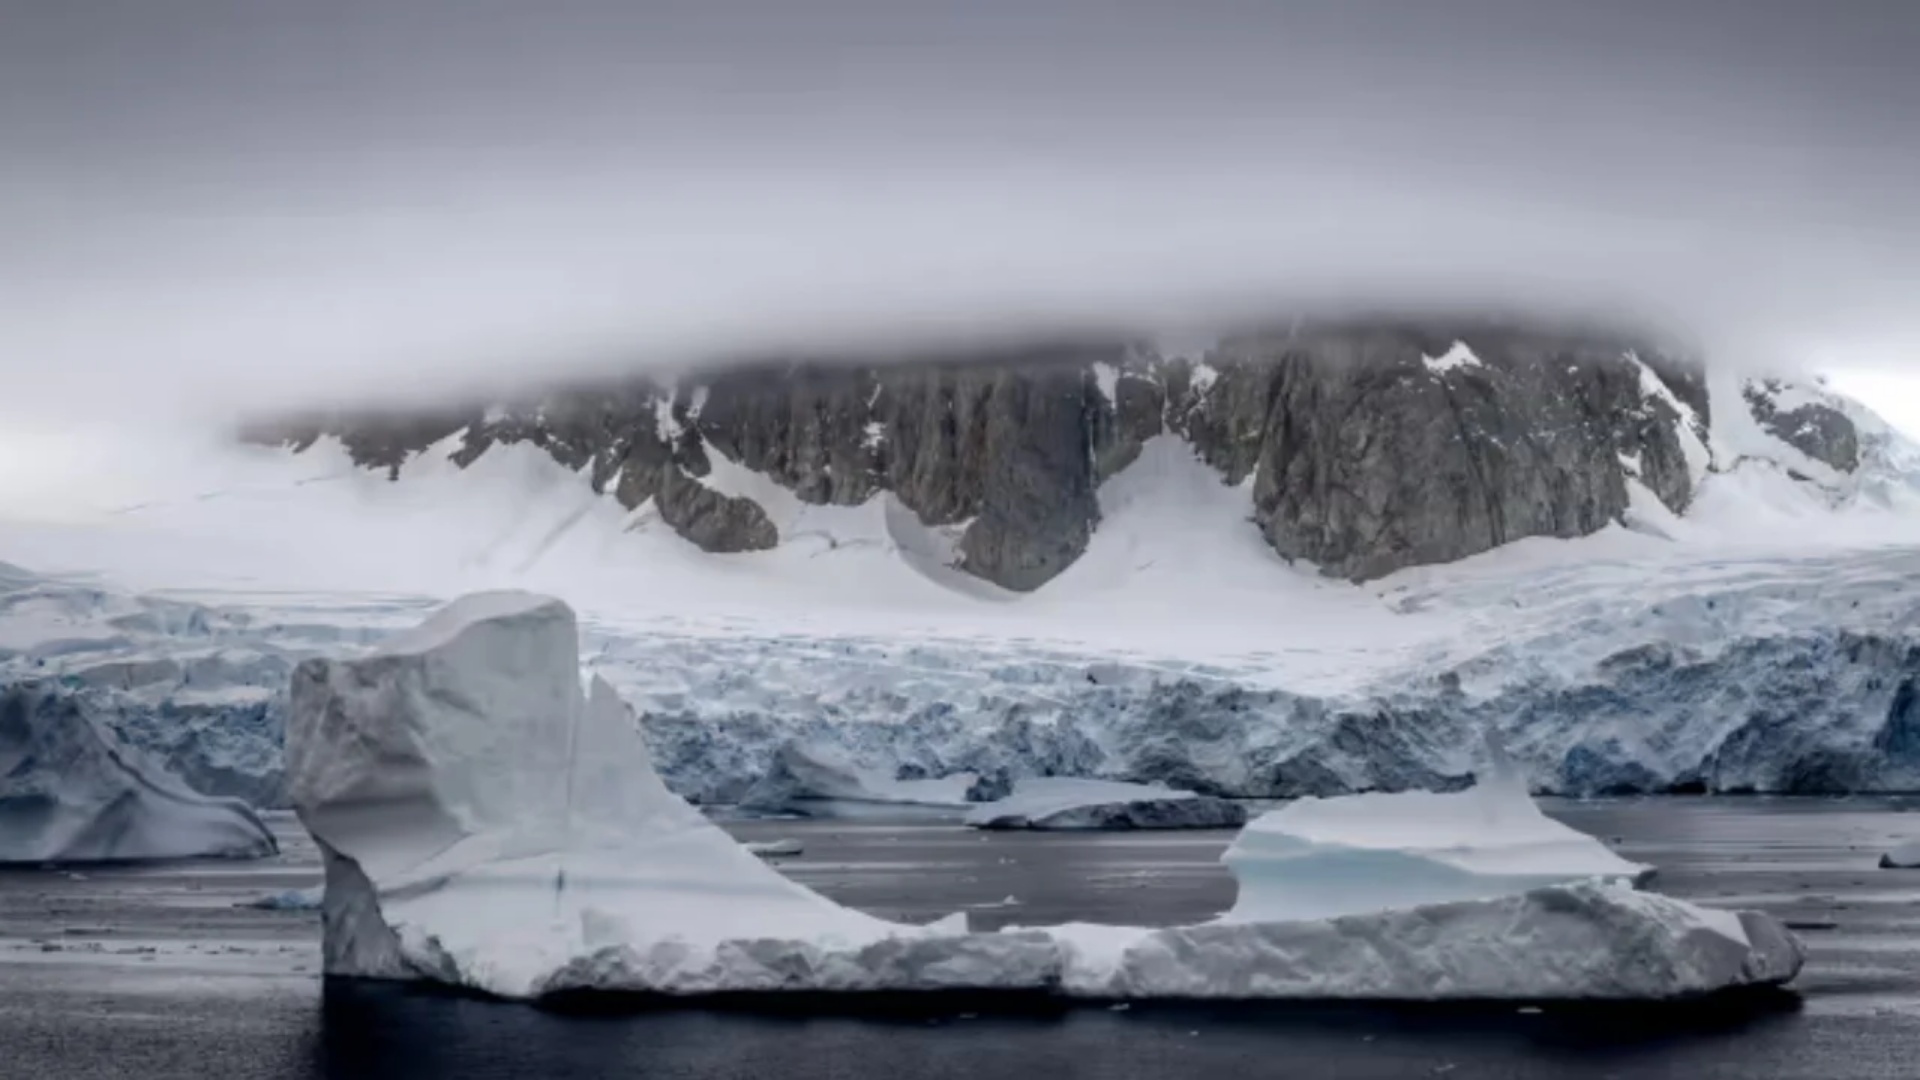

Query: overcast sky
left=3, top=0, right=1918, bottom=428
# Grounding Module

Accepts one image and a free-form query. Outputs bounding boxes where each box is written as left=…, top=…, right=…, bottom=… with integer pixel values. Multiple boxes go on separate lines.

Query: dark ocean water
left=7, top=798, right=1920, bottom=1080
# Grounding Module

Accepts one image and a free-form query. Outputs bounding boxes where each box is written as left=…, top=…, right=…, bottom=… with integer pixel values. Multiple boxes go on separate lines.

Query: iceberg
left=0, top=682, right=277, bottom=864
left=288, top=592, right=1801, bottom=1002
left=1880, top=840, right=1920, bottom=869
left=1222, top=764, right=1651, bottom=923
left=964, top=778, right=1247, bottom=831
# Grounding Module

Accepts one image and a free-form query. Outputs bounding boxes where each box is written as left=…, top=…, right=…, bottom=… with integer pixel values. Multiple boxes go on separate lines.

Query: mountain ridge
left=250, top=314, right=1781, bottom=589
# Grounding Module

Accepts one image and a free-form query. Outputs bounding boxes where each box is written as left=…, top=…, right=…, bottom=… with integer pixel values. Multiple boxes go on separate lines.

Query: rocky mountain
left=249, top=314, right=1874, bottom=591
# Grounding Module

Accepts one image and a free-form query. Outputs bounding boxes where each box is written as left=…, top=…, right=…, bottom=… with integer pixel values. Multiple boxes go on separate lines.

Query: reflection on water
left=311, top=978, right=1810, bottom=1080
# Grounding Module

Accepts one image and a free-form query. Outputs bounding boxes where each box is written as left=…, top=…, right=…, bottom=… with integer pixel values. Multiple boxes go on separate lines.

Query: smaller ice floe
left=735, top=742, right=976, bottom=815
left=741, top=748, right=1243, bottom=831
left=0, top=683, right=277, bottom=865
left=1879, top=841, right=1920, bottom=869
left=242, top=884, right=323, bottom=910
left=1222, top=761, right=1651, bottom=923
left=965, top=778, right=1247, bottom=831
left=745, top=839, right=803, bottom=858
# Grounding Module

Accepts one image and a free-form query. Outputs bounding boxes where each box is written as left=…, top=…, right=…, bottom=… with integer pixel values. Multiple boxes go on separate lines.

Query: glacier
left=5, top=541, right=1920, bottom=808
left=287, top=591, right=1801, bottom=1002
left=3, top=372, right=1920, bottom=812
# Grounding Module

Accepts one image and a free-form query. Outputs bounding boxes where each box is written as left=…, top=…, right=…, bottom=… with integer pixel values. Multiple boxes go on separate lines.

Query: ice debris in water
left=286, top=592, right=1803, bottom=1002
left=1879, top=840, right=1920, bottom=869
left=742, top=742, right=1243, bottom=830
left=963, top=778, right=1247, bottom=831
left=241, top=884, right=323, bottom=910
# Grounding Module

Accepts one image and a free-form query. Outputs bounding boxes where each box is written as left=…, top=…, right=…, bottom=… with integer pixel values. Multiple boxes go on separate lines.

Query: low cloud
left=3, top=1, right=1917, bottom=426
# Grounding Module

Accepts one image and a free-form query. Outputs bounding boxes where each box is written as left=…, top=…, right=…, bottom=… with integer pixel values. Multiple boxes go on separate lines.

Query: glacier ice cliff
left=7, top=544, right=1920, bottom=806
left=286, top=591, right=1801, bottom=1002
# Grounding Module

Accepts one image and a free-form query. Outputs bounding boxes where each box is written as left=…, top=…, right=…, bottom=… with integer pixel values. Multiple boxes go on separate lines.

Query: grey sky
left=3, top=1, right=1918, bottom=424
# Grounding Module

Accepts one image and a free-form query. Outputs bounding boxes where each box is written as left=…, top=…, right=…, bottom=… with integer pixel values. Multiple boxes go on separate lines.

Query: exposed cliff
left=250, top=317, right=1740, bottom=589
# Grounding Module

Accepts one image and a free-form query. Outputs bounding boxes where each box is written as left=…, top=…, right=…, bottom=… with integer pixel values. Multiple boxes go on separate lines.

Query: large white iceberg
left=0, top=682, right=277, bottom=864
left=288, top=592, right=1801, bottom=1002
left=1223, top=763, right=1652, bottom=923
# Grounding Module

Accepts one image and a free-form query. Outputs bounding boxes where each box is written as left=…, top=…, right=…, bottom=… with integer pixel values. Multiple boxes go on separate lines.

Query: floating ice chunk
left=1222, top=766, right=1650, bottom=922
left=1879, top=840, right=1920, bottom=868
left=1046, top=883, right=1802, bottom=1000
left=242, top=884, right=323, bottom=910
left=0, top=683, right=277, bottom=865
left=736, top=741, right=976, bottom=814
left=965, top=778, right=1247, bottom=831
left=287, top=593, right=1800, bottom=1003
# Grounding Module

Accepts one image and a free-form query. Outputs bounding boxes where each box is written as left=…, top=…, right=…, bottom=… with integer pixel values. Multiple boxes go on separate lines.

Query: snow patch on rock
left=1422, top=341, right=1482, bottom=375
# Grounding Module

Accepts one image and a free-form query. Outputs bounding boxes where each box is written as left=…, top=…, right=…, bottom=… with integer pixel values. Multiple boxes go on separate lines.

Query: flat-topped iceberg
left=1223, top=762, right=1653, bottom=923
left=0, top=682, right=277, bottom=864
left=965, top=778, right=1247, bottom=831
left=288, top=592, right=1799, bottom=1002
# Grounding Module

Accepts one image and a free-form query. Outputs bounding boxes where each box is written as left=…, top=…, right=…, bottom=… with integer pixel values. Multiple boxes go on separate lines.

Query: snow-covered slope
left=289, top=591, right=1802, bottom=1002
left=2, top=373, right=1919, bottom=803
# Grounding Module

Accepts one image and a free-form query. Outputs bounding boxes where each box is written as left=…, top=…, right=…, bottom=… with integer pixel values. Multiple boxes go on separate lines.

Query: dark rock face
left=249, top=318, right=1711, bottom=588
left=1171, top=319, right=1705, bottom=579
left=1743, top=378, right=1861, bottom=473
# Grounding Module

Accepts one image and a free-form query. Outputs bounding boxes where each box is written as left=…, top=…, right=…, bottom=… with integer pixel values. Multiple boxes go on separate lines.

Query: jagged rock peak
left=244, top=315, right=1714, bottom=588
